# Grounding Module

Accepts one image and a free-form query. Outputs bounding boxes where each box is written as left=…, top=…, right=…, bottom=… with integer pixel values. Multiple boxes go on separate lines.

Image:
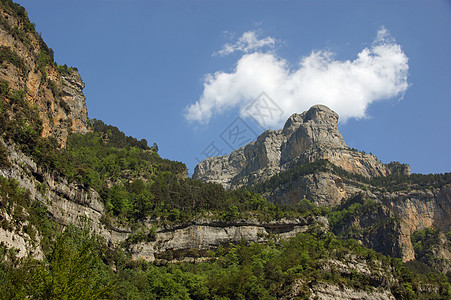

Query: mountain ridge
left=194, top=104, right=410, bottom=189
left=0, top=1, right=450, bottom=299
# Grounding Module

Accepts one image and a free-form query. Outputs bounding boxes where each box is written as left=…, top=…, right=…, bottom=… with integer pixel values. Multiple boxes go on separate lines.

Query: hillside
left=195, top=105, right=451, bottom=263
left=0, top=1, right=450, bottom=299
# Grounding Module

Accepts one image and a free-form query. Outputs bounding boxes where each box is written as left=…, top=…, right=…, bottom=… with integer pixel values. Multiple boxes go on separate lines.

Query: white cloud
left=186, top=27, right=409, bottom=127
left=214, top=31, right=276, bottom=56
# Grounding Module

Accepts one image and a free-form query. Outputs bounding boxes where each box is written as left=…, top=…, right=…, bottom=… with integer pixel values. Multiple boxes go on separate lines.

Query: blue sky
left=16, top=0, right=451, bottom=175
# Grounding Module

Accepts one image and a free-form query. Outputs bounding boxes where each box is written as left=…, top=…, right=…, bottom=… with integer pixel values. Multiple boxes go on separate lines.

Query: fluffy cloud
left=186, top=27, right=409, bottom=127
left=214, top=31, right=276, bottom=56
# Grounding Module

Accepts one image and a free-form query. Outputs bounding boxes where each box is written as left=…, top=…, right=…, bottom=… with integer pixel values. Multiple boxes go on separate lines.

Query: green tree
left=29, top=223, right=116, bottom=299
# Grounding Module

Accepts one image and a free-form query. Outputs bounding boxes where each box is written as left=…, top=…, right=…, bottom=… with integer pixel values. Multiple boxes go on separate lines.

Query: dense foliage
left=327, top=193, right=380, bottom=232
left=62, top=120, right=300, bottom=224
left=0, top=224, right=117, bottom=299
left=251, top=159, right=451, bottom=194
left=2, top=220, right=449, bottom=299
left=1, top=1, right=450, bottom=299
left=411, top=227, right=451, bottom=276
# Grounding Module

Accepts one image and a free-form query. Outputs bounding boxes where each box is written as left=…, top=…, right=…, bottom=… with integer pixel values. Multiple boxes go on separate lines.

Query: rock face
left=380, top=185, right=451, bottom=261
left=0, top=138, right=320, bottom=261
left=193, top=105, right=451, bottom=263
left=131, top=217, right=327, bottom=261
left=193, top=105, right=409, bottom=188
left=262, top=168, right=451, bottom=261
left=0, top=5, right=90, bottom=146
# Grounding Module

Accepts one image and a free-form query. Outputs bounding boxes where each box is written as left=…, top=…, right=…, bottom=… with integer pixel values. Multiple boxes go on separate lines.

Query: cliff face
left=0, top=136, right=323, bottom=260
left=256, top=164, right=451, bottom=261
left=0, top=2, right=319, bottom=261
left=193, top=106, right=450, bottom=262
left=0, top=4, right=89, bottom=146
left=193, top=105, right=409, bottom=189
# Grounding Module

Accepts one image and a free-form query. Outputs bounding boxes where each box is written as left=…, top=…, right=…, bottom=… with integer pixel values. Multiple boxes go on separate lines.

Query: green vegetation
left=0, top=80, right=64, bottom=172
left=0, top=223, right=117, bottom=299
left=412, top=227, right=443, bottom=267
left=327, top=193, right=380, bottom=231
left=67, top=126, right=300, bottom=223
left=2, top=221, right=449, bottom=299
left=0, top=45, right=27, bottom=74
left=411, top=227, right=451, bottom=276
left=251, top=159, right=451, bottom=194
left=57, top=64, right=78, bottom=75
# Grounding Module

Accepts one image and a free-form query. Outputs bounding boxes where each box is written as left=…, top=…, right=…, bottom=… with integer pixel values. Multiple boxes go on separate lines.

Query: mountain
left=194, top=104, right=410, bottom=189
left=194, top=105, right=451, bottom=262
left=0, top=1, right=450, bottom=299
left=0, top=4, right=89, bottom=146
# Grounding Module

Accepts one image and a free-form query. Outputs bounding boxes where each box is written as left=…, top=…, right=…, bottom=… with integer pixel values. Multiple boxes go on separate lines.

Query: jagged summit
left=193, top=105, right=410, bottom=188
left=282, top=105, right=342, bottom=136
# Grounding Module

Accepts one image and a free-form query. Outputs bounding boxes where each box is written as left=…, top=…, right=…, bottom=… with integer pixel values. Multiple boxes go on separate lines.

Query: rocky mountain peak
left=194, top=105, right=409, bottom=188
left=303, top=104, right=339, bottom=123
left=282, top=105, right=339, bottom=135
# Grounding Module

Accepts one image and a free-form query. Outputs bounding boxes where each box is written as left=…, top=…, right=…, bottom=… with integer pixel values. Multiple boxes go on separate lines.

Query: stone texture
left=192, top=105, right=451, bottom=262
left=0, top=6, right=90, bottom=147
left=0, top=137, right=322, bottom=261
left=289, top=256, right=398, bottom=299
left=307, top=283, right=395, bottom=300
left=379, top=184, right=451, bottom=261
left=193, top=105, right=408, bottom=188
left=131, top=217, right=321, bottom=261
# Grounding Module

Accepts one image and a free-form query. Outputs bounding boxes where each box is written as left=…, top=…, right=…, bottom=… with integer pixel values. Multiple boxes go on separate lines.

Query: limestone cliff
left=194, top=106, right=450, bottom=263
left=0, top=3, right=449, bottom=294
left=0, top=3, right=319, bottom=261
left=193, top=105, right=409, bottom=188
left=0, top=136, right=319, bottom=261
left=0, top=4, right=89, bottom=146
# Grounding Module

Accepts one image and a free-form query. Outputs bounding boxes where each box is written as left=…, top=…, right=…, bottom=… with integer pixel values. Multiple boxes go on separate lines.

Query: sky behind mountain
left=16, top=0, right=451, bottom=175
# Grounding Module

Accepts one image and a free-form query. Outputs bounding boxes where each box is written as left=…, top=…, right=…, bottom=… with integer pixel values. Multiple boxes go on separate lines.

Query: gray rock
left=193, top=105, right=406, bottom=188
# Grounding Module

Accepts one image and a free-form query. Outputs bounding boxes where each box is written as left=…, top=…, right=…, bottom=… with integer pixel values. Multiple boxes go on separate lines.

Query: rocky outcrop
left=261, top=171, right=355, bottom=207
left=289, top=257, right=398, bottom=299
left=0, top=137, right=322, bottom=261
left=0, top=139, right=128, bottom=246
left=0, top=5, right=90, bottom=146
left=131, top=217, right=328, bottom=261
left=379, top=184, right=451, bottom=261
left=0, top=218, right=43, bottom=259
left=269, top=169, right=451, bottom=261
left=307, top=283, right=395, bottom=300
left=193, top=105, right=409, bottom=188
left=192, top=105, right=451, bottom=262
